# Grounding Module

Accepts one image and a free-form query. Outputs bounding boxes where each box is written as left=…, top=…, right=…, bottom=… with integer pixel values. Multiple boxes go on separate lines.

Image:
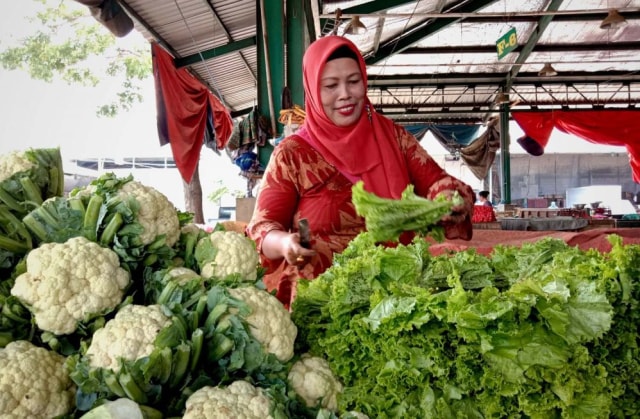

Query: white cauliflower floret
left=288, top=354, right=343, bottom=411
left=165, top=266, right=202, bottom=284
left=117, top=180, right=180, bottom=247
left=79, top=398, right=149, bottom=419
left=0, top=151, right=34, bottom=181
left=11, top=236, right=130, bottom=335
left=86, top=304, right=172, bottom=372
left=0, top=340, right=75, bottom=418
left=228, top=286, right=297, bottom=362
left=183, top=380, right=274, bottom=419
left=197, top=231, right=259, bottom=281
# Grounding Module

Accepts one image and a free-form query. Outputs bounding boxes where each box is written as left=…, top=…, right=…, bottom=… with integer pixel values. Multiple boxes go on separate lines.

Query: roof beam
left=364, top=0, right=500, bottom=65
left=174, top=36, right=257, bottom=68
left=319, top=0, right=416, bottom=31
left=400, top=41, right=640, bottom=55
left=367, top=71, right=640, bottom=88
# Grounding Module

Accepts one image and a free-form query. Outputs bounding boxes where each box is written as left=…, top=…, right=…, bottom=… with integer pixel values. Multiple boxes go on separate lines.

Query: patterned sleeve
left=246, top=139, right=301, bottom=269
left=396, top=126, right=474, bottom=240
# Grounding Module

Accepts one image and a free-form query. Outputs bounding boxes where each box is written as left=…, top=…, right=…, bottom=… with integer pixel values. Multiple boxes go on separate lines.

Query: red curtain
left=512, top=110, right=640, bottom=183
left=152, top=43, right=233, bottom=183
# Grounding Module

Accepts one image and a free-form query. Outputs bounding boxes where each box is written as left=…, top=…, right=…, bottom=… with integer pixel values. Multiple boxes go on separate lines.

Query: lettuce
left=292, top=234, right=638, bottom=418
left=351, top=181, right=459, bottom=243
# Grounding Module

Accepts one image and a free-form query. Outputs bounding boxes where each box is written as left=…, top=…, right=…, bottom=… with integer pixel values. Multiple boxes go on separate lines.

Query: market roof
left=115, top=0, right=640, bottom=124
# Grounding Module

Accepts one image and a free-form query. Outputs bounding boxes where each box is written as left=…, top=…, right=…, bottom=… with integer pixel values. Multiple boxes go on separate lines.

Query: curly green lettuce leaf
left=351, top=181, right=460, bottom=243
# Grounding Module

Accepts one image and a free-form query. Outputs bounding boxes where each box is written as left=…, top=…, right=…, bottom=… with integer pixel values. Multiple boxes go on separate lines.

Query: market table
left=428, top=227, right=640, bottom=256
left=500, top=216, right=589, bottom=231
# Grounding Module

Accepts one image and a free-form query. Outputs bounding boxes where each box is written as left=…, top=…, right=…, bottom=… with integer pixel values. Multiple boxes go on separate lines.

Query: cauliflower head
left=228, top=286, right=297, bottom=362
left=196, top=231, right=259, bottom=281
left=86, top=304, right=172, bottom=372
left=11, top=236, right=130, bottom=335
left=117, top=180, right=180, bottom=247
left=0, top=340, right=75, bottom=418
left=288, top=354, right=343, bottom=411
left=183, top=380, right=274, bottom=419
left=0, top=151, right=34, bottom=181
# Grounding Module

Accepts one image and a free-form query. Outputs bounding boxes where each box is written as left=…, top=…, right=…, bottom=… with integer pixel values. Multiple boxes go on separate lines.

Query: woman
left=247, top=36, right=474, bottom=307
left=478, top=190, right=493, bottom=207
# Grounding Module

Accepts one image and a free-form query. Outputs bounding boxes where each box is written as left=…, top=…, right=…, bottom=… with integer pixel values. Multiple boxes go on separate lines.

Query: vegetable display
left=292, top=233, right=640, bottom=418
left=1, top=146, right=639, bottom=419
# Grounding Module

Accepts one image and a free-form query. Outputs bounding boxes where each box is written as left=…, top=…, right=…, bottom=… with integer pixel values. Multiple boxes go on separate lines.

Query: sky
left=0, top=1, right=628, bottom=211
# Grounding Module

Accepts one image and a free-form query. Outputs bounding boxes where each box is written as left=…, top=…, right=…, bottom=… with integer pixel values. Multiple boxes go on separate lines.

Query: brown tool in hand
left=298, top=218, right=311, bottom=249
left=296, top=218, right=311, bottom=267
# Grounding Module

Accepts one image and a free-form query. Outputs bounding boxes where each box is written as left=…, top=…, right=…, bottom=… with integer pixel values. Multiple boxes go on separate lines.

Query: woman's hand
left=262, top=230, right=317, bottom=266
left=437, top=189, right=471, bottom=224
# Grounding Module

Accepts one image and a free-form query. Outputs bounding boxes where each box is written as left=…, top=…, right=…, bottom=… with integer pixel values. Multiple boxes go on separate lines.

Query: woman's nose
left=337, top=83, right=351, bottom=99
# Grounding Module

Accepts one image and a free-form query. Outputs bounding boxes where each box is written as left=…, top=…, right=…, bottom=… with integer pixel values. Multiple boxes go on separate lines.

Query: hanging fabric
left=460, top=120, right=501, bottom=180
left=152, top=43, right=233, bottom=183
left=512, top=110, right=640, bottom=183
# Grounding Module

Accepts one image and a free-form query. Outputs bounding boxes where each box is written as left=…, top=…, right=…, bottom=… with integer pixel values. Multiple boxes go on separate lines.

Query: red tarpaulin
left=512, top=110, right=640, bottom=183
left=428, top=228, right=640, bottom=256
left=152, top=43, right=233, bottom=183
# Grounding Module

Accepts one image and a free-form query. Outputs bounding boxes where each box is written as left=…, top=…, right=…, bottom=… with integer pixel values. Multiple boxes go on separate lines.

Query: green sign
left=496, top=27, right=517, bottom=59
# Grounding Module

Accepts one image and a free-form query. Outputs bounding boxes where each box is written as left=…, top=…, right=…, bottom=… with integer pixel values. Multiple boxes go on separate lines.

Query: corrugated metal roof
left=116, top=0, right=640, bottom=124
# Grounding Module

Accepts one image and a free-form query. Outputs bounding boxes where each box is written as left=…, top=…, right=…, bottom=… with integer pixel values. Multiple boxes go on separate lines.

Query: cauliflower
left=73, top=173, right=180, bottom=249
left=85, top=304, right=172, bottom=372
left=11, top=236, right=130, bottom=335
left=0, top=148, right=64, bottom=217
left=115, top=180, right=180, bottom=247
left=288, top=354, right=343, bottom=411
left=0, top=340, right=75, bottom=418
left=79, top=398, right=161, bottom=419
left=196, top=230, right=259, bottom=281
left=228, top=286, right=297, bottom=362
left=0, top=151, right=34, bottom=181
left=183, top=380, right=276, bottom=419
left=68, top=303, right=201, bottom=407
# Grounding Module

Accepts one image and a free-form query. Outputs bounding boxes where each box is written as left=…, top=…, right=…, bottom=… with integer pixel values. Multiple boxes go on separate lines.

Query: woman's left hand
left=438, top=189, right=471, bottom=224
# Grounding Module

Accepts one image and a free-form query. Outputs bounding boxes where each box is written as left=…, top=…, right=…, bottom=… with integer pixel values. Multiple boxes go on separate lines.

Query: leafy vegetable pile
left=2, top=147, right=639, bottom=419
left=292, top=233, right=640, bottom=419
left=1, top=149, right=355, bottom=418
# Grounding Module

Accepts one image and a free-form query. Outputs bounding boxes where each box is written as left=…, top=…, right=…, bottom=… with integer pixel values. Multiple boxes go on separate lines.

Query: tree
left=0, top=0, right=209, bottom=221
left=0, top=0, right=150, bottom=117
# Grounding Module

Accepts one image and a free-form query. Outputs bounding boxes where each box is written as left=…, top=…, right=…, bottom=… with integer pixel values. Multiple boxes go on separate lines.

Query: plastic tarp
left=512, top=110, right=640, bottom=183
left=152, top=43, right=233, bottom=183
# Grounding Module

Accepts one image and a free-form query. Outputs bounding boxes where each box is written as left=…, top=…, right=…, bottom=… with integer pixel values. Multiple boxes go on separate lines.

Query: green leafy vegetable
left=351, top=180, right=461, bottom=242
left=292, top=233, right=632, bottom=418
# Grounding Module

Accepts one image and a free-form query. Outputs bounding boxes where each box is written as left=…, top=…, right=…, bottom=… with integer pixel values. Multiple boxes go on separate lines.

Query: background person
left=478, top=190, right=493, bottom=207
left=246, top=36, right=475, bottom=307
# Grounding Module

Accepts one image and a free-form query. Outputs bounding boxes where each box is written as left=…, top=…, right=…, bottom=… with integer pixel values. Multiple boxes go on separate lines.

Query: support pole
left=499, top=103, right=511, bottom=204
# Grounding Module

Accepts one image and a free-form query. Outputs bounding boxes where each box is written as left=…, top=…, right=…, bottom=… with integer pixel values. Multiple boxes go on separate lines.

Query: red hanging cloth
left=513, top=110, right=640, bottom=183
left=152, top=43, right=233, bottom=182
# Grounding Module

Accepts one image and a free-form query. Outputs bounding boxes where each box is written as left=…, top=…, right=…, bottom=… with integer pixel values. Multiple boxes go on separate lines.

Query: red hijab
left=297, top=36, right=410, bottom=199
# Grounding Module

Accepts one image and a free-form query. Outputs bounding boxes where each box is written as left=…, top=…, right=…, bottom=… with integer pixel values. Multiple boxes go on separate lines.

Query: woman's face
left=319, top=57, right=366, bottom=127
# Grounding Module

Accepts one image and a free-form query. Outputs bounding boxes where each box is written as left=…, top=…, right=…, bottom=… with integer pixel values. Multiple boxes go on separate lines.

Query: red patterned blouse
left=246, top=125, right=474, bottom=307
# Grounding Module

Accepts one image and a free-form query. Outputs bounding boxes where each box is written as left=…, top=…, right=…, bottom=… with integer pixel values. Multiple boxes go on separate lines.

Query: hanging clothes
left=152, top=43, right=233, bottom=183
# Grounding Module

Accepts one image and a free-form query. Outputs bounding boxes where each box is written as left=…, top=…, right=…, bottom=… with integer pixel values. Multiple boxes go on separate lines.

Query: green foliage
left=292, top=233, right=639, bottom=418
left=0, top=0, right=152, bottom=118
left=351, top=181, right=460, bottom=243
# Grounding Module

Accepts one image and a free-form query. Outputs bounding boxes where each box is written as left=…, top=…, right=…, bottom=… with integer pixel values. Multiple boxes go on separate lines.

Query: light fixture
left=343, top=16, right=368, bottom=35
left=494, top=91, right=509, bottom=105
left=600, top=9, right=627, bottom=29
left=538, top=63, right=558, bottom=77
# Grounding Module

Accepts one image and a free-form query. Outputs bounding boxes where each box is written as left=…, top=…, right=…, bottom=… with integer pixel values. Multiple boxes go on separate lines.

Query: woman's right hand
left=262, top=230, right=316, bottom=266
left=282, top=232, right=317, bottom=266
